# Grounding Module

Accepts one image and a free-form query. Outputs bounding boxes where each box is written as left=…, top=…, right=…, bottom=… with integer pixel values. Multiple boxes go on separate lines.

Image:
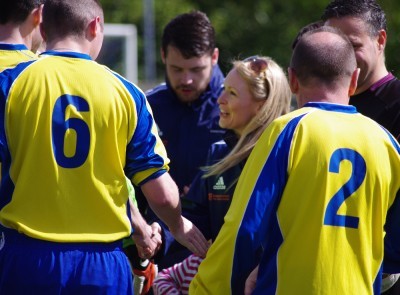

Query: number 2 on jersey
left=52, top=95, right=90, bottom=168
left=323, top=148, right=366, bottom=229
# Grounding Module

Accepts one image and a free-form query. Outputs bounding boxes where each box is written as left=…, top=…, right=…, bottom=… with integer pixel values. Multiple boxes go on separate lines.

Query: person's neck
left=297, top=88, right=350, bottom=107
left=354, top=63, right=388, bottom=95
left=0, top=25, right=30, bottom=48
left=46, top=38, right=89, bottom=55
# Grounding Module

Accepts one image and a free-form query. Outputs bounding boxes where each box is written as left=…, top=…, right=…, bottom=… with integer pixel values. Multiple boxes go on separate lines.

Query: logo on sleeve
left=213, top=176, right=226, bottom=190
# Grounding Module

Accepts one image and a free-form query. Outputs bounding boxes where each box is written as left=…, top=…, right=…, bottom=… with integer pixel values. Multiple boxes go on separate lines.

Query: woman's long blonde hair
left=204, top=56, right=292, bottom=177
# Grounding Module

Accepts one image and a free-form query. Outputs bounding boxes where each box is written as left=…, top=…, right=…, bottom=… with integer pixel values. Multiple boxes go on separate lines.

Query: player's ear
left=161, top=48, right=166, bottom=64
left=348, top=68, right=360, bottom=97
left=211, top=48, right=219, bottom=66
left=31, top=4, right=43, bottom=27
left=87, top=16, right=101, bottom=39
left=377, top=29, right=387, bottom=53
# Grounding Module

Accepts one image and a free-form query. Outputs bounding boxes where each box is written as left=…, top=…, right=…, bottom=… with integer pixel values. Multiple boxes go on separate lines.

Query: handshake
left=132, top=222, right=162, bottom=259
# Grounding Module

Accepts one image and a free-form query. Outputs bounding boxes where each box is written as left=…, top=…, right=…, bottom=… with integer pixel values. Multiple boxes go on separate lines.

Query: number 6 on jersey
left=52, top=94, right=90, bottom=168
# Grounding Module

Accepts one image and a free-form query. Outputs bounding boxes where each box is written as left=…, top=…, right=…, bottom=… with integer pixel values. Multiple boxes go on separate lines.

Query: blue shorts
left=0, top=226, right=133, bottom=295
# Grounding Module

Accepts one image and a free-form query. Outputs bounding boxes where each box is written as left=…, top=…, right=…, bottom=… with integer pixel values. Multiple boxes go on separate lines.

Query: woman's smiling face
left=217, top=68, right=264, bottom=135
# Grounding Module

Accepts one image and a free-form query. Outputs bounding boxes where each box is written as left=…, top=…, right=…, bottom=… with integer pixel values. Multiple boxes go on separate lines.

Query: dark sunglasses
left=243, top=55, right=268, bottom=75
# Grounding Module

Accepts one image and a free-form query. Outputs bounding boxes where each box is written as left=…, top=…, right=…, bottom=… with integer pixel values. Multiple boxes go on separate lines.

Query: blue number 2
left=52, top=95, right=90, bottom=168
left=323, top=148, right=366, bottom=229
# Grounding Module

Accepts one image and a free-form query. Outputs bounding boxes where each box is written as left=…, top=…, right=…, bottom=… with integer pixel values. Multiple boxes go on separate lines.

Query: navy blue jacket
left=145, top=65, right=225, bottom=193
left=153, top=132, right=245, bottom=270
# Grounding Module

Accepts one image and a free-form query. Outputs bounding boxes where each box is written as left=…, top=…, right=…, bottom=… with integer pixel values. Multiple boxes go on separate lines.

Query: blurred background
left=97, top=0, right=400, bottom=91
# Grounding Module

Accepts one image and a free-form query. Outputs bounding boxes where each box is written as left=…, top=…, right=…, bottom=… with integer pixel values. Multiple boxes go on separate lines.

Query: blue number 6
left=323, top=148, right=366, bottom=229
left=52, top=95, right=90, bottom=168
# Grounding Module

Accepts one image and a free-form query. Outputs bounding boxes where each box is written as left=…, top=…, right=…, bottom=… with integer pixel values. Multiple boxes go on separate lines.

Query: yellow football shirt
left=0, top=51, right=169, bottom=243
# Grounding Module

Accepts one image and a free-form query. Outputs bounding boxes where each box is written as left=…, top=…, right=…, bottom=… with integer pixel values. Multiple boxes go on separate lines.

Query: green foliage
left=381, top=1, right=400, bottom=75
left=100, top=0, right=400, bottom=84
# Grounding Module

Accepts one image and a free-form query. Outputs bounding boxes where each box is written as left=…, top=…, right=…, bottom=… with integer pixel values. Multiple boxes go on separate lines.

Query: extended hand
left=169, top=216, right=209, bottom=258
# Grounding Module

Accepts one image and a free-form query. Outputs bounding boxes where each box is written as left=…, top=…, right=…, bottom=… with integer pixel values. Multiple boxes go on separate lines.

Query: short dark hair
left=0, top=0, right=45, bottom=25
left=321, top=0, right=386, bottom=37
left=292, top=21, right=324, bottom=50
left=162, top=10, right=216, bottom=59
left=42, top=0, right=103, bottom=41
left=290, top=26, right=356, bottom=86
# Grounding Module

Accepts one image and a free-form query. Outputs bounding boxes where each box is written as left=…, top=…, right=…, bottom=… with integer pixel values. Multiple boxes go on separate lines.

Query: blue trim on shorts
left=0, top=225, right=123, bottom=250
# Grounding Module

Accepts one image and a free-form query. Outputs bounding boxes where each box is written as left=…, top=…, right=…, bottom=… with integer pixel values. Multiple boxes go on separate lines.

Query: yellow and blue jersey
left=0, top=43, right=37, bottom=72
left=0, top=44, right=37, bottom=180
left=190, top=102, right=400, bottom=295
left=0, top=51, right=169, bottom=243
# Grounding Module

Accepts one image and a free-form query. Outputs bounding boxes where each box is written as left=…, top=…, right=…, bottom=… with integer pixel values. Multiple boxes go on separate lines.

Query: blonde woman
left=152, top=56, right=291, bottom=294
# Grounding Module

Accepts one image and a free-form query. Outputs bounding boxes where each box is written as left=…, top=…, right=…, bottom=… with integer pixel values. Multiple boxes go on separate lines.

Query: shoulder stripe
left=381, top=127, right=400, bottom=154
left=0, top=60, right=36, bottom=101
left=107, top=67, right=146, bottom=96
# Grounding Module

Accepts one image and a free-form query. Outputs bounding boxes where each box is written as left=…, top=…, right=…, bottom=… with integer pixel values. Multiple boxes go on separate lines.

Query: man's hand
left=141, top=173, right=209, bottom=257
left=169, top=216, right=209, bottom=258
left=132, top=222, right=162, bottom=259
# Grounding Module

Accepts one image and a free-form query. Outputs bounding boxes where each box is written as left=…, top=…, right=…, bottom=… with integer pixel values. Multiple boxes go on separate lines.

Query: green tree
left=100, top=0, right=400, bottom=85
